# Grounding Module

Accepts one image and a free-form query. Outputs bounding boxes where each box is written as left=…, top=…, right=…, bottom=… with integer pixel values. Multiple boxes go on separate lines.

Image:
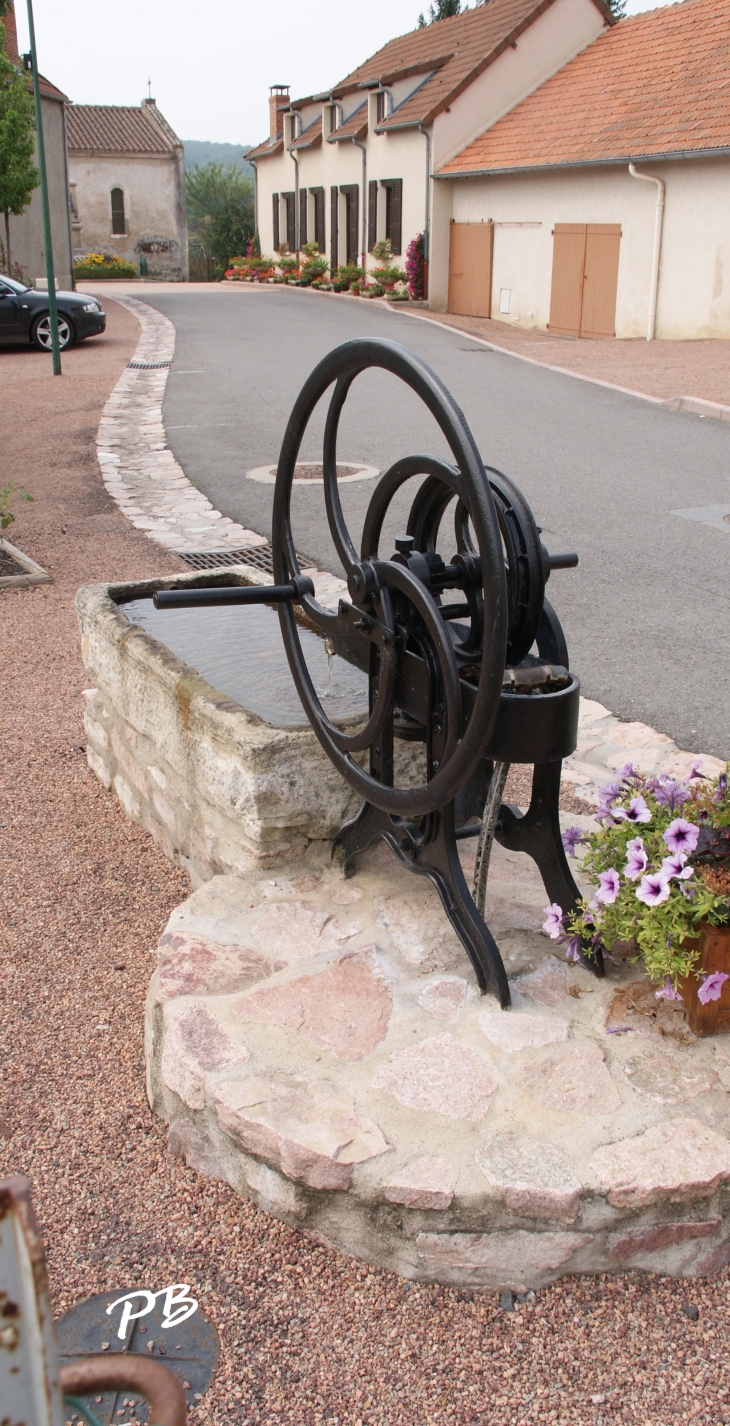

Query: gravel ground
left=1, top=303, right=729, bottom=1426
left=401, top=308, right=730, bottom=407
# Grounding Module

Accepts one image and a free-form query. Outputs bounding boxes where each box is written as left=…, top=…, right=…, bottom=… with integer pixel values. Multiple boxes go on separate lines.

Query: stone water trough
left=77, top=571, right=730, bottom=1290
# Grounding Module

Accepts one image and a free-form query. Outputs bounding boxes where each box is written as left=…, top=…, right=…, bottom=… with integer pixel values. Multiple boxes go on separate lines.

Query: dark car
left=0, top=274, right=106, bottom=350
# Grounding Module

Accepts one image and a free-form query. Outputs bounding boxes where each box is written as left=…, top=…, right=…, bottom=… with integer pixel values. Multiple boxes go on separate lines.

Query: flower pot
left=677, top=921, right=730, bottom=1035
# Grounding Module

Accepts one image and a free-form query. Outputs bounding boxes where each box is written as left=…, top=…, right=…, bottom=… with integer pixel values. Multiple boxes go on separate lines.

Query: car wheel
left=31, top=312, right=75, bottom=351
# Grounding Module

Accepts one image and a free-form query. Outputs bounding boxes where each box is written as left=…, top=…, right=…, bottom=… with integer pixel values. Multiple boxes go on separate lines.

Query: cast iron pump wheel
left=156, top=337, right=589, bottom=1006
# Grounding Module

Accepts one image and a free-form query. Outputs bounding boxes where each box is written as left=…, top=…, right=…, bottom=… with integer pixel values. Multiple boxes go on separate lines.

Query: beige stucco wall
left=5, top=96, right=73, bottom=289
left=69, top=149, right=188, bottom=280
left=434, top=158, right=730, bottom=339
left=253, top=0, right=607, bottom=283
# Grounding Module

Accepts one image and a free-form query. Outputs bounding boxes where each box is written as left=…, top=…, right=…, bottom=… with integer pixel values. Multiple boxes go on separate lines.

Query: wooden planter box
left=678, top=922, right=730, bottom=1035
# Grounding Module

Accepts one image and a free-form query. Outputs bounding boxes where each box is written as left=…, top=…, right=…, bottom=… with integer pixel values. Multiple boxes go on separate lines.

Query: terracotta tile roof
left=289, top=115, right=323, bottom=151
left=334, top=0, right=611, bottom=129
left=328, top=101, right=368, bottom=142
left=2, top=2, right=67, bottom=101
left=66, top=103, right=181, bottom=155
left=247, top=133, right=284, bottom=160
left=439, top=0, right=730, bottom=175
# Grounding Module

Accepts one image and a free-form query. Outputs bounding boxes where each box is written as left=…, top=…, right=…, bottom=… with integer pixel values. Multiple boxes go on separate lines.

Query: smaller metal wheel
left=32, top=313, right=74, bottom=351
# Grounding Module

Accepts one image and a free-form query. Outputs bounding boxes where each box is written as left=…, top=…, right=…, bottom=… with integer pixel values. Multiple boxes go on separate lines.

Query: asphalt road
left=140, top=287, right=730, bottom=761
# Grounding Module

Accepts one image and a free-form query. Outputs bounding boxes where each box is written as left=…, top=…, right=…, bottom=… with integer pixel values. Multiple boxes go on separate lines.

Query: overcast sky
left=15, top=0, right=674, bottom=146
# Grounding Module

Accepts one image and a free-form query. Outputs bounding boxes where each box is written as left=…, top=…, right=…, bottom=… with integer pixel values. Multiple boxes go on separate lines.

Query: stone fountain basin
left=75, top=566, right=369, bottom=883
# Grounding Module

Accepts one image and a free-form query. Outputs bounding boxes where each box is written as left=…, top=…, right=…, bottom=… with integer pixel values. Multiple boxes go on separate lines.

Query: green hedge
left=74, top=261, right=137, bottom=280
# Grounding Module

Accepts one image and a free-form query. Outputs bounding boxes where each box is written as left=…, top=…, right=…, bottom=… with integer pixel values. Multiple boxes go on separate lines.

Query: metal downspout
left=628, top=163, right=665, bottom=341
left=417, top=122, right=431, bottom=297
left=351, top=138, right=367, bottom=268
left=292, top=152, right=299, bottom=256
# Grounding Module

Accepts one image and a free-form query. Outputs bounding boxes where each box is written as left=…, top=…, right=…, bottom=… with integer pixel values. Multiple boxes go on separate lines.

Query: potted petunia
left=544, top=764, right=730, bottom=1034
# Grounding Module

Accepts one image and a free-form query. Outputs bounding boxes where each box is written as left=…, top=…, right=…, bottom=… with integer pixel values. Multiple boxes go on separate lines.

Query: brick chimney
left=269, top=85, right=290, bottom=138
left=2, top=2, right=21, bottom=65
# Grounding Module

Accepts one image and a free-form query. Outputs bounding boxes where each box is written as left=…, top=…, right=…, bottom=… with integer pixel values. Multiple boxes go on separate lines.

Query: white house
left=66, top=100, right=188, bottom=280
left=435, top=0, right=730, bottom=339
left=248, top=0, right=612, bottom=283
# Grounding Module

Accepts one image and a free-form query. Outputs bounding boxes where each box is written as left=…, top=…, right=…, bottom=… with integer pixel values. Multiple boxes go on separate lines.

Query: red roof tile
left=290, top=115, right=323, bottom=151
left=247, top=133, right=284, bottom=160
left=66, top=103, right=181, bottom=155
left=328, top=101, right=368, bottom=142
left=440, top=0, right=730, bottom=174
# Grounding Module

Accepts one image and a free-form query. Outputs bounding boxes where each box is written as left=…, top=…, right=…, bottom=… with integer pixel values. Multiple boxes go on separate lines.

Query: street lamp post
left=25, top=0, right=61, bottom=374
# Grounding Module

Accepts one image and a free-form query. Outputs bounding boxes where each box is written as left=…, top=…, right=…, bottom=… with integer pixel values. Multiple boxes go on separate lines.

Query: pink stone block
left=608, top=1218, right=721, bottom=1260
left=373, top=1033, right=497, bottom=1121
left=236, top=947, right=392, bottom=1062
left=477, top=1133, right=583, bottom=1223
left=479, top=1010, right=569, bottom=1054
left=385, top=1157, right=455, bottom=1211
left=161, top=1002, right=250, bottom=1109
left=157, top=930, right=281, bottom=1000
left=624, top=1049, right=718, bottom=1104
left=254, top=901, right=360, bottom=959
left=214, top=1074, right=390, bottom=1190
left=590, top=1118, right=730, bottom=1208
left=416, top=1229, right=592, bottom=1290
left=418, top=977, right=468, bottom=1022
left=518, top=1041, right=622, bottom=1116
left=512, top=957, right=569, bottom=1007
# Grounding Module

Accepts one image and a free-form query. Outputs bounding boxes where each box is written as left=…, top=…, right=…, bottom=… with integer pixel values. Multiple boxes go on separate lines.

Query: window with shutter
left=111, top=187, right=126, bottom=235
left=368, top=181, right=378, bottom=253
left=382, top=179, right=403, bottom=254
left=330, top=187, right=339, bottom=269
left=299, top=189, right=307, bottom=248
left=283, top=192, right=296, bottom=252
left=272, top=193, right=280, bottom=251
left=376, top=91, right=386, bottom=124
left=340, top=185, right=358, bottom=265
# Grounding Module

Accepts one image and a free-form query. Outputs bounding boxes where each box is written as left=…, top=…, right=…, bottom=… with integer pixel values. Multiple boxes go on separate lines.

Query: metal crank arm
left=153, top=575, right=315, bottom=610
left=495, top=760, right=605, bottom=977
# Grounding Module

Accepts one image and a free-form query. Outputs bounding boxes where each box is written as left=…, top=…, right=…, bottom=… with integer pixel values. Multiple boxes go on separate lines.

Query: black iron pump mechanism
left=156, top=338, right=597, bottom=1007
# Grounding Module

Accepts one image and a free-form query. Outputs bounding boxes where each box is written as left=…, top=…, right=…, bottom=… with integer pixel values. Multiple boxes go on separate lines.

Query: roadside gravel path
left=1, top=302, right=729, bottom=1426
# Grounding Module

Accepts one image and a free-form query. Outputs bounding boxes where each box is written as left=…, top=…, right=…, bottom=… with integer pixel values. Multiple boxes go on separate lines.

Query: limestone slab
left=161, top=1002, right=250, bottom=1109
left=235, top=947, right=392, bottom=1062
left=518, top=1041, right=622, bottom=1116
left=590, top=1118, right=730, bottom=1208
left=384, top=1157, right=455, bottom=1211
left=416, top=1229, right=591, bottom=1290
left=479, top=1009, right=569, bottom=1054
left=157, top=930, right=280, bottom=1000
left=214, top=1074, right=391, bottom=1190
left=373, top=1033, right=497, bottom=1121
left=477, top=1133, right=583, bottom=1223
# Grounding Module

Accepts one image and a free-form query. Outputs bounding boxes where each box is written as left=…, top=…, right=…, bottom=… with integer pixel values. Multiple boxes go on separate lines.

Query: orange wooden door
left=549, top=223, right=621, bottom=338
left=448, top=221, right=493, bottom=318
left=581, top=225, right=621, bottom=338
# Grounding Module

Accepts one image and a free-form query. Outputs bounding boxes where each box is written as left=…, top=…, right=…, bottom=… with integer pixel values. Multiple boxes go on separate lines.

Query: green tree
left=0, top=18, right=39, bottom=274
left=418, top=0, right=460, bottom=22
left=185, top=160, right=254, bottom=276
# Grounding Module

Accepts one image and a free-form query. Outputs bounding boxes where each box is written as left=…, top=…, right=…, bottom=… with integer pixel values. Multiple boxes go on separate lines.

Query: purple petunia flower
left=660, top=852, right=694, bottom=882
left=663, top=818, right=700, bottom=856
left=688, top=760, right=707, bottom=781
left=561, top=826, right=585, bottom=857
left=651, top=776, right=688, bottom=812
left=697, top=972, right=729, bottom=1005
left=713, top=771, right=728, bottom=802
left=595, top=868, right=621, bottom=905
left=656, top=976, right=683, bottom=1002
left=612, top=795, right=652, bottom=825
left=565, top=936, right=582, bottom=963
left=624, top=837, right=648, bottom=881
left=636, top=872, right=671, bottom=907
left=542, top=903, right=565, bottom=940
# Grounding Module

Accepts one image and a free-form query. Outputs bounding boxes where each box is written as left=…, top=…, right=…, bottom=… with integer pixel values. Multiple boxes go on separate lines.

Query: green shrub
left=74, top=253, right=137, bottom=279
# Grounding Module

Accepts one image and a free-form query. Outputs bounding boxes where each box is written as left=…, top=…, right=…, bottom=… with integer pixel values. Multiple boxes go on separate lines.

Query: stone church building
left=66, top=100, right=188, bottom=280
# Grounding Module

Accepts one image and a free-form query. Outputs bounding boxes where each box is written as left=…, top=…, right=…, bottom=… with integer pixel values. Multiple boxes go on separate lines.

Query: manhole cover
left=246, top=461, right=379, bottom=484
left=57, top=1285, right=219, bottom=1423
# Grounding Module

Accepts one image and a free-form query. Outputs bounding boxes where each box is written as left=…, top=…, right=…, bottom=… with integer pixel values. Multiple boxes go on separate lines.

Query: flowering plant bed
left=74, top=253, right=137, bottom=279
left=405, top=233, right=426, bottom=301
left=544, top=764, right=730, bottom=1004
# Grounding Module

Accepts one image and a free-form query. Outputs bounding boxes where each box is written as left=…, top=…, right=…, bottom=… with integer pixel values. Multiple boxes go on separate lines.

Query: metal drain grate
left=127, top=359, right=172, bottom=370
left=177, top=542, right=317, bottom=574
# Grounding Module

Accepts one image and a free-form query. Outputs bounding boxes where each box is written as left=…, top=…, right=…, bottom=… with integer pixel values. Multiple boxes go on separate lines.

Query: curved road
left=138, top=287, right=729, bottom=761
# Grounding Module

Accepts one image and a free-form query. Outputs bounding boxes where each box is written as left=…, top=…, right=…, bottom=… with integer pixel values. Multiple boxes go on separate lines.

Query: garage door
left=548, top=224, right=621, bottom=337
left=448, top=221, right=493, bottom=318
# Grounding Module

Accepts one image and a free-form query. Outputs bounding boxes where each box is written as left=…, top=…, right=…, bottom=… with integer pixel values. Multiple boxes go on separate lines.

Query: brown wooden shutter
left=283, top=192, right=296, bottom=252
left=299, top=188, right=307, bottom=248
left=447, top=221, right=493, bottom=318
left=330, top=186, right=338, bottom=269
left=341, top=185, right=359, bottom=264
left=368, top=180, right=378, bottom=253
left=311, top=188, right=325, bottom=253
left=272, top=193, right=280, bottom=251
left=549, top=223, right=621, bottom=337
left=390, top=178, right=403, bottom=254
left=581, top=225, right=621, bottom=337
